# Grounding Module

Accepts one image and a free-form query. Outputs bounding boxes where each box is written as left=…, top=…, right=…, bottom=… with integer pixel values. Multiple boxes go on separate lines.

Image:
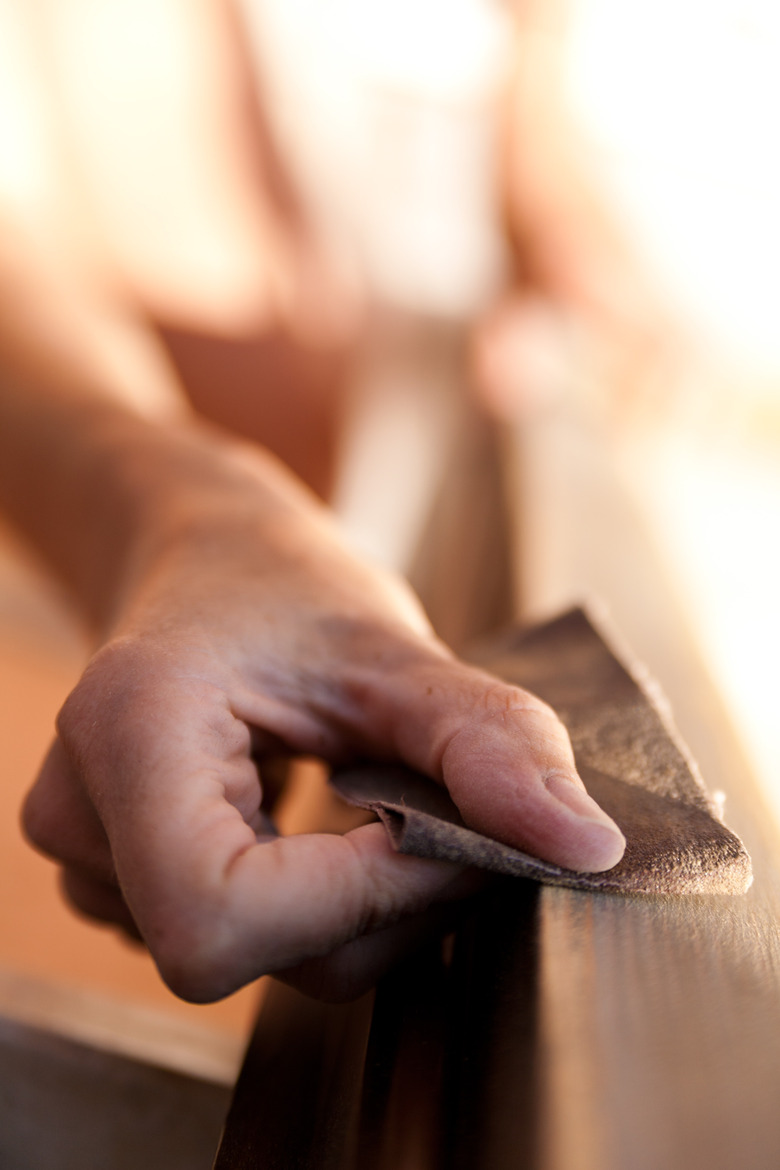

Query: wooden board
left=213, top=618, right=780, bottom=1170
left=214, top=384, right=780, bottom=1170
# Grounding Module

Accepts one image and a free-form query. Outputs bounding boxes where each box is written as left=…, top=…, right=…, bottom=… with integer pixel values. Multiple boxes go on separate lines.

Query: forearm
left=0, top=224, right=180, bottom=622
left=0, top=213, right=228, bottom=629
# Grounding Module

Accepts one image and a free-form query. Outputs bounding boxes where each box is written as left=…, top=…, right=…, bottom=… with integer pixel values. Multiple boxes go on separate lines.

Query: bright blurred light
left=0, top=4, right=57, bottom=215
left=241, top=0, right=510, bottom=315
left=567, top=1, right=780, bottom=808
left=567, top=0, right=780, bottom=377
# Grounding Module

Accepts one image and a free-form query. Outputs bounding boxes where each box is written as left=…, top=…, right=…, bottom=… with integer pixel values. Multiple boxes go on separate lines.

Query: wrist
left=76, top=407, right=331, bottom=636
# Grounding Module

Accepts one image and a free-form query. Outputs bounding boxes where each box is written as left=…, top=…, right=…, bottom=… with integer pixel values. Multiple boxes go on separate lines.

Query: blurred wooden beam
left=0, top=1013, right=231, bottom=1170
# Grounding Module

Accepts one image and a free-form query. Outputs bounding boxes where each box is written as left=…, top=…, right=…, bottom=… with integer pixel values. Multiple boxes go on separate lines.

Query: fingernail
left=544, top=771, right=625, bottom=859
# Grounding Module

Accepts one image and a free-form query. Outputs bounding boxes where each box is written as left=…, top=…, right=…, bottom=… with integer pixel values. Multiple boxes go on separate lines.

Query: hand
left=22, top=428, right=624, bottom=1003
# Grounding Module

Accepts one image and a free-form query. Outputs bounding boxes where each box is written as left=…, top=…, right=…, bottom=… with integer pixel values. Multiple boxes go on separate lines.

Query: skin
left=1, top=0, right=627, bottom=1004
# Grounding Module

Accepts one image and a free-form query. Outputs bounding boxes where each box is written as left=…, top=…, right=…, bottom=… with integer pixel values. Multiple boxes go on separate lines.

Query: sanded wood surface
left=213, top=399, right=780, bottom=1169
left=214, top=624, right=780, bottom=1170
left=532, top=654, right=780, bottom=1170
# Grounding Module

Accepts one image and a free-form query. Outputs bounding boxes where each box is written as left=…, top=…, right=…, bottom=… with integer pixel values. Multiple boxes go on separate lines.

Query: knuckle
left=55, top=638, right=142, bottom=758
left=151, top=927, right=237, bottom=1004
left=140, top=889, right=247, bottom=1004
left=477, top=679, right=553, bottom=723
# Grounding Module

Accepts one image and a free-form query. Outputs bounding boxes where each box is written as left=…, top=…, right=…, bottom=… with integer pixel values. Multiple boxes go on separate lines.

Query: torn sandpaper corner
left=330, top=609, right=752, bottom=896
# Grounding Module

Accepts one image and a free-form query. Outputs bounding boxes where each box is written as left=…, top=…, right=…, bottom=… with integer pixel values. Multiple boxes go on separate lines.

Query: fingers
left=24, top=738, right=143, bottom=941
left=38, top=664, right=466, bottom=1002
left=277, top=882, right=485, bottom=1003
left=25, top=702, right=470, bottom=1001
left=340, top=651, right=626, bottom=874
left=109, top=800, right=466, bottom=1002
left=23, top=739, right=116, bottom=883
left=27, top=615, right=623, bottom=1007
left=440, top=699, right=626, bottom=872
left=149, top=823, right=470, bottom=1002
left=27, top=725, right=469, bottom=1002
left=31, top=739, right=469, bottom=1001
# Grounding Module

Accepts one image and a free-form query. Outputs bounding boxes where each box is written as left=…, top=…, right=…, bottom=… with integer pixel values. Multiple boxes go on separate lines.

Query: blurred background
left=559, top=0, right=780, bottom=826
left=0, top=0, right=778, bottom=1066
left=240, top=0, right=780, bottom=812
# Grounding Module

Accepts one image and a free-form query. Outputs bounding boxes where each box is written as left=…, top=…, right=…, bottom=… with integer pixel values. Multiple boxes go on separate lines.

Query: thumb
left=346, top=651, right=625, bottom=873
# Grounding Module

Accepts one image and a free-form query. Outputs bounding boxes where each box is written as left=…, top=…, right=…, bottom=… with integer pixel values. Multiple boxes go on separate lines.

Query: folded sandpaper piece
left=331, top=609, right=752, bottom=896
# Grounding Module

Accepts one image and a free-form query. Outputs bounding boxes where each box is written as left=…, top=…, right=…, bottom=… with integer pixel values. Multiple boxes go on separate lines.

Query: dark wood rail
left=213, top=397, right=780, bottom=1169
left=214, top=626, right=780, bottom=1170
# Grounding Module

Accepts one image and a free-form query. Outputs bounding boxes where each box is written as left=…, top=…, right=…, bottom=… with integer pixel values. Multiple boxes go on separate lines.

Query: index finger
left=66, top=678, right=465, bottom=1002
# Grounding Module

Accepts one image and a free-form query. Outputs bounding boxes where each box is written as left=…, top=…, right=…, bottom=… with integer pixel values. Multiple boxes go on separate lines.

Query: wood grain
left=213, top=387, right=780, bottom=1170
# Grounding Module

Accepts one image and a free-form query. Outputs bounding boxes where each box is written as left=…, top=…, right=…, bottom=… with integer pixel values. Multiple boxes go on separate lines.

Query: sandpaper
left=331, top=609, right=752, bottom=895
